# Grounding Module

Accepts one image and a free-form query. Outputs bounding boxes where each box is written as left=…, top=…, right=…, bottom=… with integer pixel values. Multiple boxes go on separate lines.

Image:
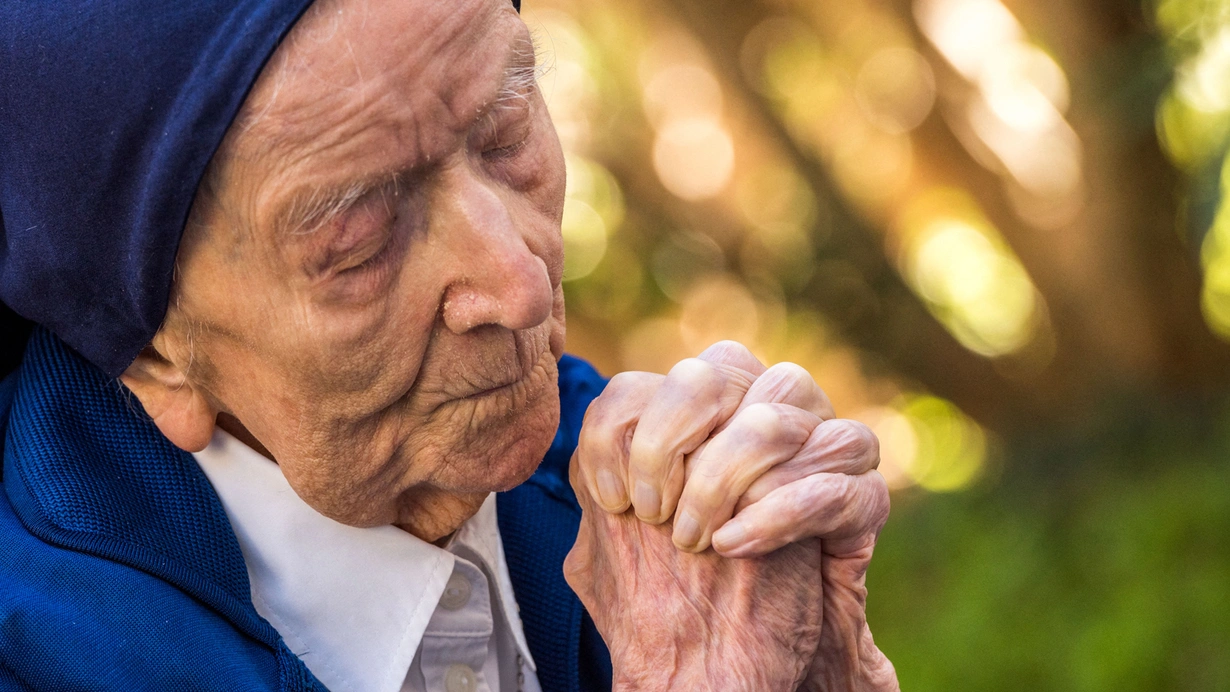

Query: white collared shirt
left=194, top=430, right=541, bottom=692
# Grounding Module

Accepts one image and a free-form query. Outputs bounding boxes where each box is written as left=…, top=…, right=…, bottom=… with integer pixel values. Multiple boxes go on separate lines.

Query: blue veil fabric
left=0, top=0, right=521, bottom=378
left=0, top=0, right=319, bottom=378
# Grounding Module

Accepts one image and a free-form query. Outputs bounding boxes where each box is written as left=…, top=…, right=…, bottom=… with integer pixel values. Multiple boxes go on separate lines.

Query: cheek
left=285, top=256, right=441, bottom=414
left=538, top=136, right=567, bottom=226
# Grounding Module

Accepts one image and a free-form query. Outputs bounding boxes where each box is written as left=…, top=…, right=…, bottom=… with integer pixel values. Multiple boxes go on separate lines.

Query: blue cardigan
left=0, top=329, right=612, bottom=692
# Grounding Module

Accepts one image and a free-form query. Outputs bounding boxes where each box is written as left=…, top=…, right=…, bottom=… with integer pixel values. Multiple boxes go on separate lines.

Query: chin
left=485, top=447, right=547, bottom=492
left=460, top=391, right=560, bottom=493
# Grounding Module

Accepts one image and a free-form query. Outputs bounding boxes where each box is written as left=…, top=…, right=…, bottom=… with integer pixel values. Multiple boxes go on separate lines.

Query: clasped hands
left=564, top=342, right=899, bottom=691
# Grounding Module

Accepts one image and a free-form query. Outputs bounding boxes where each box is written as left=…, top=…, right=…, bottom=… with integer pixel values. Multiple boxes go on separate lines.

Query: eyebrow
left=493, top=33, right=542, bottom=112
left=274, top=173, right=394, bottom=237
left=270, top=33, right=542, bottom=239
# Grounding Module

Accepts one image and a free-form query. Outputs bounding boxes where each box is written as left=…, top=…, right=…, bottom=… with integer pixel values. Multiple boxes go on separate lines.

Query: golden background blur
left=527, top=0, right=1230, bottom=688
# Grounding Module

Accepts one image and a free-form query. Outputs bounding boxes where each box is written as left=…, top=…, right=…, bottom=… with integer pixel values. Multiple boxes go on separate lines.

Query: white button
left=439, top=571, right=472, bottom=611
left=444, top=664, right=478, bottom=692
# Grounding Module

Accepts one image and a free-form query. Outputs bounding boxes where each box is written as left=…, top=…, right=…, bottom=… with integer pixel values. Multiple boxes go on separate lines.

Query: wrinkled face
left=163, top=0, right=566, bottom=536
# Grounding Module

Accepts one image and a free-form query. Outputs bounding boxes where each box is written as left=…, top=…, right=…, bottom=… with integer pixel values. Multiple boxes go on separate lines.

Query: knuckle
left=667, top=356, right=719, bottom=385
left=735, top=403, right=815, bottom=452
left=765, top=360, right=812, bottom=385
left=580, top=392, right=616, bottom=430
left=840, top=473, right=890, bottom=536
left=627, top=431, right=677, bottom=475
left=588, top=372, right=658, bottom=416
left=829, top=419, right=877, bottom=457
left=836, top=474, right=861, bottom=508
left=627, top=432, right=658, bottom=463
left=684, top=466, right=730, bottom=504
left=562, top=550, right=587, bottom=592
left=868, top=472, right=891, bottom=524
left=846, top=419, right=878, bottom=449
left=578, top=405, right=619, bottom=451
left=588, top=374, right=649, bottom=416
left=702, top=339, right=754, bottom=360
left=567, top=455, right=587, bottom=494
left=736, top=402, right=785, bottom=439
left=606, top=370, right=658, bottom=393
left=600, top=372, right=636, bottom=397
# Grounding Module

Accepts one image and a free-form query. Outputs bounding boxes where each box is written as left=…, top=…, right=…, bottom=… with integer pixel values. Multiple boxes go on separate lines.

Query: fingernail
left=596, top=470, right=626, bottom=511
left=673, top=511, right=702, bottom=550
left=712, top=519, right=747, bottom=553
left=633, top=480, right=661, bottom=521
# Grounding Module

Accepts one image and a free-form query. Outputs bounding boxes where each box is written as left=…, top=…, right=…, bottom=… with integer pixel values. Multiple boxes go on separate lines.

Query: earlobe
left=120, top=347, right=219, bottom=453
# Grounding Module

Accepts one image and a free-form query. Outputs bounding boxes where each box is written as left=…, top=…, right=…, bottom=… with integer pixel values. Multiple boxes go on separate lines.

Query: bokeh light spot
left=561, top=198, right=607, bottom=281
left=855, top=406, right=921, bottom=490
left=565, top=153, right=626, bottom=231
left=652, top=117, right=736, bottom=200
left=642, top=63, right=724, bottom=130
left=1157, top=91, right=1230, bottom=170
left=651, top=230, right=726, bottom=302
left=830, top=130, right=914, bottom=206
left=735, top=162, right=819, bottom=237
left=570, top=242, right=646, bottom=322
left=679, top=276, right=761, bottom=353
left=899, top=394, right=988, bottom=492
left=855, top=47, right=937, bottom=134
left=530, top=10, right=598, bottom=151
left=898, top=190, right=1045, bottom=357
left=1200, top=250, right=1230, bottom=340
left=621, top=317, right=689, bottom=375
left=914, top=0, right=1023, bottom=79
left=980, top=44, right=1069, bottom=133
left=1178, top=26, right=1230, bottom=113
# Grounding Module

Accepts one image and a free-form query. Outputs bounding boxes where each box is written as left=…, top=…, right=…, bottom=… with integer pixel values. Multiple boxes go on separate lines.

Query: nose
left=435, top=164, right=555, bottom=335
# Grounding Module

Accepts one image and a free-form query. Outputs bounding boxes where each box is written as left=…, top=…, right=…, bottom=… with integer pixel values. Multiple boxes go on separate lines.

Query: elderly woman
left=0, top=0, right=898, bottom=690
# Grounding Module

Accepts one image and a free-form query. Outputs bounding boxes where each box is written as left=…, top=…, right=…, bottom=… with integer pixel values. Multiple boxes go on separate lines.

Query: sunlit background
left=525, top=0, right=1230, bottom=688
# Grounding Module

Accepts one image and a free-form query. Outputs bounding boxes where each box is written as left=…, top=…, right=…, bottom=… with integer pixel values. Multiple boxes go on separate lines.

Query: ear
left=120, top=346, right=219, bottom=453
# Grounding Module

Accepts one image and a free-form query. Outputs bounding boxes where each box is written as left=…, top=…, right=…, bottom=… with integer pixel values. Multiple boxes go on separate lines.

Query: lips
left=461, top=374, right=523, bottom=400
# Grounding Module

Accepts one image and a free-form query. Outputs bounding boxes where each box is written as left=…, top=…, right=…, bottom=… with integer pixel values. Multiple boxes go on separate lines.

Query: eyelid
left=335, top=232, right=394, bottom=274
left=483, top=135, right=529, bottom=161
left=307, top=192, right=397, bottom=275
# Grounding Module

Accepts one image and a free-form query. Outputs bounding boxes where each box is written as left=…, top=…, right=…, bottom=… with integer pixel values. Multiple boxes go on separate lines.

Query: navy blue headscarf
left=0, top=0, right=519, bottom=379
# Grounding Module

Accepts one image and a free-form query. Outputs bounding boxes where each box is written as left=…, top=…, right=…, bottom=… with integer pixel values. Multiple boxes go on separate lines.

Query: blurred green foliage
left=870, top=401, right=1230, bottom=690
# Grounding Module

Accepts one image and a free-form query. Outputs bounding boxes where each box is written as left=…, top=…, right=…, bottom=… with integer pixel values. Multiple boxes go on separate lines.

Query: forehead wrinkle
left=266, top=0, right=510, bottom=149
left=241, top=1, right=528, bottom=241
left=415, top=5, right=531, bottom=135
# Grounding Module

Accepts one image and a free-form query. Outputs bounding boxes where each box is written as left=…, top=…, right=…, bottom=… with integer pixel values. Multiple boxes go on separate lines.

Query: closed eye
left=483, top=136, right=529, bottom=161
left=336, top=230, right=395, bottom=275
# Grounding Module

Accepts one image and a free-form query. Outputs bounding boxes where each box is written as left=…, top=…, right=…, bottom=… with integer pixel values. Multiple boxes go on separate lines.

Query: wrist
left=854, top=650, right=899, bottom=692
left=611, top=668, right=703, bottom=692
left=851, top=628, right=898, bottom=692
left=612, top=653, right=805, bottom=692
left=806, top=627, right=899, bottom=692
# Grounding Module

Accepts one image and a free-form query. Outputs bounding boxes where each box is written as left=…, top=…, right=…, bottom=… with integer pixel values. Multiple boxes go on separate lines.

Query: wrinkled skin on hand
left=798, top=500, right=899, bottom=692
left=564, top=460, right=825, bottom=692
left=572, top=341, right=899, bottom=691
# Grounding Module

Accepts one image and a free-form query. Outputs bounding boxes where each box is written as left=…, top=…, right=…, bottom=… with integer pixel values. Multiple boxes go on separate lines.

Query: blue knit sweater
left=0, top=329, right=612, bottom=691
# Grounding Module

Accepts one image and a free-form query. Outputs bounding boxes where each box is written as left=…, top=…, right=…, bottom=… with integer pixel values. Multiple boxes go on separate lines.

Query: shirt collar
left=193, top=429, right=535, bottom=692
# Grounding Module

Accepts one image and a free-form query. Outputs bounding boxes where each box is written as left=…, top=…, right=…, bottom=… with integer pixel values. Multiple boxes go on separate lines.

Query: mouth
left=461, top=377, right=522, bottom=401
